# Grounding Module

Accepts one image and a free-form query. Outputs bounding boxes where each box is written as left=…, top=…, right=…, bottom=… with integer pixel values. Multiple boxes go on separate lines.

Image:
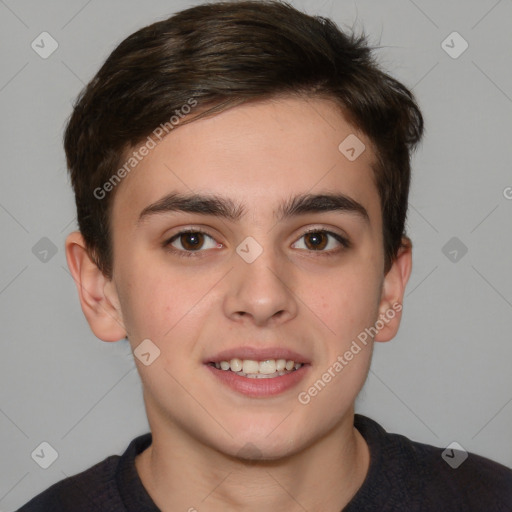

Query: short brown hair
left=64, top=0, right=423, bottom=278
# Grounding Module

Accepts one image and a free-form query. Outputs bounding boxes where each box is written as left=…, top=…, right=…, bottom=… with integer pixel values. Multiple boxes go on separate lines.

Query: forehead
left=111, top=96, right=381, bottom=230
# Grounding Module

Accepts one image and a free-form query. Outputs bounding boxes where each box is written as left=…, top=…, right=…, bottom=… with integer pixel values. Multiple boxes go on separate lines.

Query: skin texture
left=65, top=96, right=412, bottom=511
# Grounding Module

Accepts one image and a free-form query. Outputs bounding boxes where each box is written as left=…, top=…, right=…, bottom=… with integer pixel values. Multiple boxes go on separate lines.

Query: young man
left=18, top=1, right=512, bottom=511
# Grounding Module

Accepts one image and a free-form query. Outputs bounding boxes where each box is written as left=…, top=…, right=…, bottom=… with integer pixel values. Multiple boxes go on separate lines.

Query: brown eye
left=292, top=229, right=350, bottom=253
left=179, top=232, right=205, bottom=251
left=304, top=232, right=328, bottom=250
left=166, top=230, right=220, bottom=253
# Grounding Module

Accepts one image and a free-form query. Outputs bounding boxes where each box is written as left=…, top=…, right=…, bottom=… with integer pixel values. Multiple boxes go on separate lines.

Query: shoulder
left=16, top=454, right=121, bottom=512
left=15, top=432, right=154, bottom=512
left=351, top=414, right=512, bottom=511
left=405, top=433, right=512, bottom=509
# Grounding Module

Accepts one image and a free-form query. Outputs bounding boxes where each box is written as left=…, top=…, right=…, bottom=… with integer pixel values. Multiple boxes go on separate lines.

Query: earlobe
left=374, top=237, right=412, bottom=343
left=65, top=231, right=127, bottom=342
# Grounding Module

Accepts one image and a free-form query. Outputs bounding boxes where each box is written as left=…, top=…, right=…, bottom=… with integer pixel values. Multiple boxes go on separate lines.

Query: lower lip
left=205, top=364, right=310, bottom=397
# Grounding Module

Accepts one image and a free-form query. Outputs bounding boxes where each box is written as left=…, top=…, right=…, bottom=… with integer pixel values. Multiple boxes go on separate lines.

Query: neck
left=135, top=409, right=370, bottom=512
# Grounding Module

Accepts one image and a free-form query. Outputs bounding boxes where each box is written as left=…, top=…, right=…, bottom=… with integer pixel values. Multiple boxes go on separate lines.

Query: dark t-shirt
left=17, top=414, right=512, bottom=511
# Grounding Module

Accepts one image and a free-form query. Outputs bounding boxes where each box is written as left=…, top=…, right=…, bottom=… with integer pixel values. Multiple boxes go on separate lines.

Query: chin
left=208, top=420, right=312, bottom=462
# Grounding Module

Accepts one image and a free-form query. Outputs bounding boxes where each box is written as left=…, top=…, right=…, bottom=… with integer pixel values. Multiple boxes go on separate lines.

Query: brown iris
left=303, top=232, right=328, bottom=250
left=179, top=232, right=205, bottom=251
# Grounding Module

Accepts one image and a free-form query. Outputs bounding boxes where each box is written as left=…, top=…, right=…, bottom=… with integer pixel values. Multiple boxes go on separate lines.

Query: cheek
left=311, top=267, right=381, bottom=342
left=117, top=259, right=220, bottom=346
left=299, top=274, right=379, bottom=416
left=115, top=256, right=173, bottom=340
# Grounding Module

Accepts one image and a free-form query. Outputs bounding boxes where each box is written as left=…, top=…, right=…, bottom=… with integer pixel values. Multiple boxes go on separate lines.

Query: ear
left=374, top=237, right=412, bottom=342
left=65, top=231, right=127, bottom=342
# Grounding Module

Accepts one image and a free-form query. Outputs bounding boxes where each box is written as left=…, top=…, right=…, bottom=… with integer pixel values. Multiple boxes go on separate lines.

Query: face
left=97, top=97, right=406, bottom=458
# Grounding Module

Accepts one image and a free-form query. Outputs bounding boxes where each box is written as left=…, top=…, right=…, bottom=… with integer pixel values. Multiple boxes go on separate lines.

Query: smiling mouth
left=208, top=358, right=303, bottom=379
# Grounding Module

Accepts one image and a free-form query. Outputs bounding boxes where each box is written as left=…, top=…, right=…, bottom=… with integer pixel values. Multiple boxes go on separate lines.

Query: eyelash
left=163, top=228, right=351, bottom=258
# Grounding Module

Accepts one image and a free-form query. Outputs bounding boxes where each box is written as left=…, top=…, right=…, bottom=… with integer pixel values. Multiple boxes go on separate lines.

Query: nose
left=223, top=246, right=298, bottom=327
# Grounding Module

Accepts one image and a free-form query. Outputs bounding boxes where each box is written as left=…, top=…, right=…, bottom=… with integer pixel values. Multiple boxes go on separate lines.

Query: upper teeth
left=215, top=358, right=302, bottom=374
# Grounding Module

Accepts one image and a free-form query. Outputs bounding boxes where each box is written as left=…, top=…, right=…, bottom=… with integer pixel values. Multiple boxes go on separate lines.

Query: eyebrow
left=137, top=191, right=369, bottom=225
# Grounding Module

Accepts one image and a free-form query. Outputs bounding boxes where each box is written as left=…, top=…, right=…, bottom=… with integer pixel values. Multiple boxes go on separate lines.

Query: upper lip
left=205, top=346, right=310, bottom=364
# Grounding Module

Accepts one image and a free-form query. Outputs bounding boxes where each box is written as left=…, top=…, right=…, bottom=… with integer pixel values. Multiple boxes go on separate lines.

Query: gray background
left=1, top=0, right=511, bottom=509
